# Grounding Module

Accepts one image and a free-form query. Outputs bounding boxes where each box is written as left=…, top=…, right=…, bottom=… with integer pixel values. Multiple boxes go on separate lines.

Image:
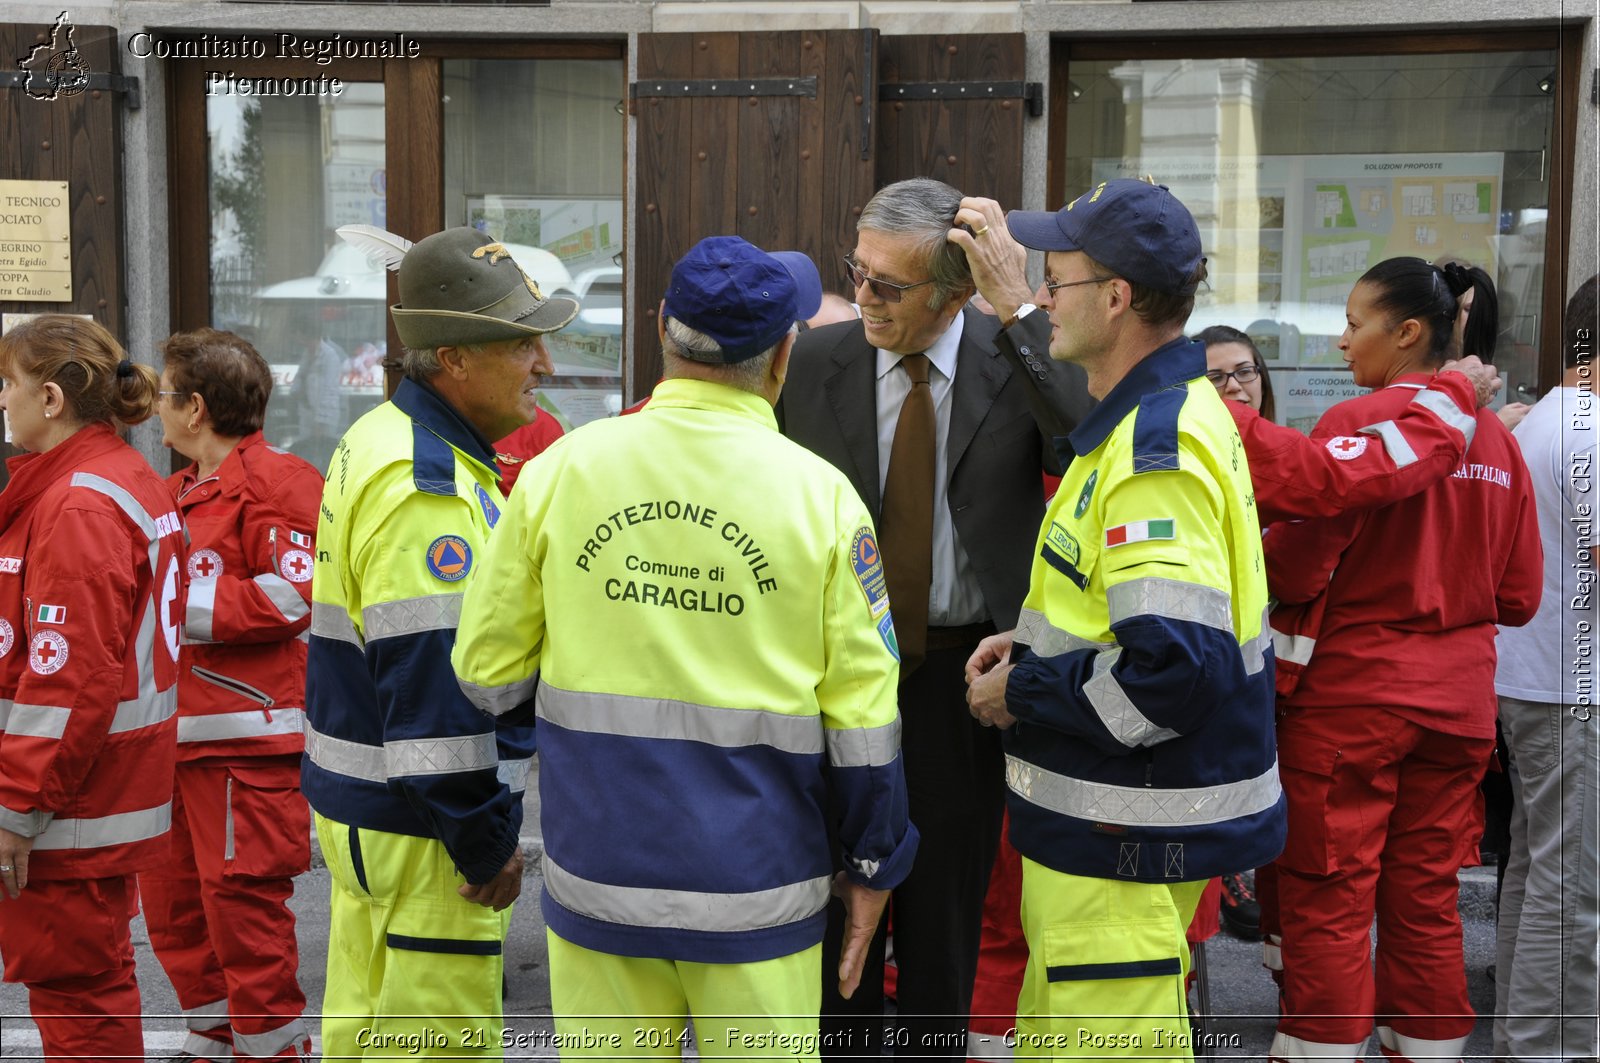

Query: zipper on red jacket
left=190, top=665, right=276, bottom=721
left=177, top=475, right=220, bottom=504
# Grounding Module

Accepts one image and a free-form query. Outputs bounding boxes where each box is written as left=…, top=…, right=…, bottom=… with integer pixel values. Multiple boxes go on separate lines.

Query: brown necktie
left=879, top=353, right=935, bottom=676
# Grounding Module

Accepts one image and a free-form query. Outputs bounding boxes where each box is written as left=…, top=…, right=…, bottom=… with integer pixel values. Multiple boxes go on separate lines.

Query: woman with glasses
left=1198, top=324, right=1276, bottom=422
left=1264, top=259, right=1542, bottom=1063
left=140, top=328, right=324, bottom=1063
left=0, top=315, right=183, bottom=1061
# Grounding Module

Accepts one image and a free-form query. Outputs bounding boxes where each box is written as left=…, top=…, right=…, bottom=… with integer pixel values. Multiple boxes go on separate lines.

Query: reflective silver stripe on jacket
left=386, top=732, right=498, bottom=777
left=1272, top=627, right=1316, bottom=666
left=363, top=593, right=462, bottom=642
left=538, top=684, right=825, bottom=755
left=0, top=688, right=175, bottom=740
left=1084, top=647, right=1179, bottom=748
left=255, top=572, right=310, bottom=624
left=1005, top=754, right=1281, bottom=827
left=69, top=471, right=167, bottom=579
left=188, top=576, right=219, bottom=643
left=304, top=726, right=386, bottom=783
left=1410, top=385, right=1479, bottom=446
left=1358, top=419, right=1420, bottom=469
left=825, top=718, right=902, bottom=768
left=543, top=853, right=831, bottom=933
left=1242, top=607, right=1273, bottom=676
left=310, top=601, right=362, bottom=647
left=459, top=673, right=538, bottom=718
left=499, top=756, right=532, bottom=794
left=304, top=724, right=499, bottom=782
left=178, top=707, right=306, bottom=743
left=0, top=804, right=52, bottom=837
left=1107, top=577, right=1233, bottom=634
left=32, top=802, right=172, bottom=851
left=1013, top=607, right=1114, bottom=657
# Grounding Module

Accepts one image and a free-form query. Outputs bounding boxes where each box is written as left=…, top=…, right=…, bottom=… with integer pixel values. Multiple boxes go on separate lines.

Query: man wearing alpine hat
left=303, top=227, right=576, bottom=1058
left=963, top=180, right=1284, bottom=1058
left=454, top=235, right=919, bottom=1058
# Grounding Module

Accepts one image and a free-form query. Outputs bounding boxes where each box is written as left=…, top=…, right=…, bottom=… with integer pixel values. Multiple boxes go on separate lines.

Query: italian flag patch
left=36, top=604, right=67, bottom=623
left=1105, top=519, right=1175, bottom=548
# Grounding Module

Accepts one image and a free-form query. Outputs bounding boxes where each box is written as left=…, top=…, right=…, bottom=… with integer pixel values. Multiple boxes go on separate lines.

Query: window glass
left=444, top=58, right=625, bottom=429
left=208, top=82, right=387, bottom=473
left=1063, top=51, right=1556, bottom=429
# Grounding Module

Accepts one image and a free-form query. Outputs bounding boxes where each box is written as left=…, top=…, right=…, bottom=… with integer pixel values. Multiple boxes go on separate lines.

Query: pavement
left=0, top=762, right=1515, bottom=1059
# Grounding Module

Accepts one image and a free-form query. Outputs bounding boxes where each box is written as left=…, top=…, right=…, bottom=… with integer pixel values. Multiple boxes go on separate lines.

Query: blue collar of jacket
left=391, top=376, right=500, bottom=475
left=647, top=377, right=778, bottom=430
left=1066, top=336, right=1206, bottom=456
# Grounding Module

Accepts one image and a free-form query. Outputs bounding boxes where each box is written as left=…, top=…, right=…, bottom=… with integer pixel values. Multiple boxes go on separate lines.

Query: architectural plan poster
left=1297, top=152, right=1503, bottom=364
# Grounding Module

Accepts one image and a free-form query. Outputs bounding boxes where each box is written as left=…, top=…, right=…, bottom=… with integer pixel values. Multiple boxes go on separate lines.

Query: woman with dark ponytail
left=1262, top=258, right=1543, bottom=1063
left=0, top=315, right=184, bottom=1061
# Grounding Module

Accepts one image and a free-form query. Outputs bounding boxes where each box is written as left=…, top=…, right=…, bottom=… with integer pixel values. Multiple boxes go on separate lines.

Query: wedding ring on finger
left=972, top=224, right=990, bottom=237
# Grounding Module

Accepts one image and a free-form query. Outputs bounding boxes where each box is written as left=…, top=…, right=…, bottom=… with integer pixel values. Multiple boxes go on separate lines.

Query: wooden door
left=1, top=17, right=128, bottom=479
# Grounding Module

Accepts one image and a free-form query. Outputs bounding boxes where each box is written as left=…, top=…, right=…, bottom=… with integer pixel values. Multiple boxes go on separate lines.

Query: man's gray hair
left=662, top=317, right=785, bottom=393
left=401, top=346, right=442, bottom=381
left=858, top=177, right=973, bottom=310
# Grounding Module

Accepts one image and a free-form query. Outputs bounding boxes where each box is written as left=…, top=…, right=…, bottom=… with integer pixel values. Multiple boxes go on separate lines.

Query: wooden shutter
left=632, top=29, right=877, bottom=396
left=875, top=34, right=1031, bottom=208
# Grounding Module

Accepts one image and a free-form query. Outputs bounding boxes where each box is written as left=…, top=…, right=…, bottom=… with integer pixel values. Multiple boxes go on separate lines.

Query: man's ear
left=436, top=344, right=470, bottom=381
left=657, top=301, right=668, bottom=344
left=771, top=333, right=795, bottom=387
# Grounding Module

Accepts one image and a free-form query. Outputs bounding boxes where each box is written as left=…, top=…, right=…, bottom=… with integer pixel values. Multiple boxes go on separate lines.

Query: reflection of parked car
left=546, top=265, right=623, bottom=378
left=250, top=241, right=573, bottom=458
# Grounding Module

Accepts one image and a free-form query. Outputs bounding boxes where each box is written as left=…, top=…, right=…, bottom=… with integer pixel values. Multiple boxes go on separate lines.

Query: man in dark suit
left=777, top=177, right=1092, bottom=1060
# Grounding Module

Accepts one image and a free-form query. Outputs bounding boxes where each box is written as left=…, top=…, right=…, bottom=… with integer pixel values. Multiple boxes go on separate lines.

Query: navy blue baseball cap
left=1006, top=180, right=1204, bottom=295
left=662, top=236, right=824, bottom=363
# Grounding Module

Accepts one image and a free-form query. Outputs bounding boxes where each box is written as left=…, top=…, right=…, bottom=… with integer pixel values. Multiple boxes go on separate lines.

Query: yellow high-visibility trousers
left=1014, top=857, right=1207, bottom=1061
left=546, top=930, right=822, bottom=1060
left=316, top=813, right=514, bottom=1060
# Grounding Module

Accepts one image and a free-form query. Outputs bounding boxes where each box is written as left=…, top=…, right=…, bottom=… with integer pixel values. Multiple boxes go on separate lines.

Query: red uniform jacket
left=1265, top=375, right=1543, bottom=737
left=494, top=408, right=564, bottom=495
left=0, top=425, right=185, bottom=879
left=171, top=433, right=322, bottom=761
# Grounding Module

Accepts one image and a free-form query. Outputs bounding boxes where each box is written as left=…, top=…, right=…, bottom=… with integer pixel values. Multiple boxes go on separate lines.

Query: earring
left=44, top=411, right=52, bottom=419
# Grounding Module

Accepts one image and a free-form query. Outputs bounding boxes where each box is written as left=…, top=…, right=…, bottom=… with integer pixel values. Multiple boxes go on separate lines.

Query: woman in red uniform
left=1265, top=259, right=1543, bottom=1063
left=0, top=314, right=183, bottom=1062
left=138, top=328, right=323, bottom=1063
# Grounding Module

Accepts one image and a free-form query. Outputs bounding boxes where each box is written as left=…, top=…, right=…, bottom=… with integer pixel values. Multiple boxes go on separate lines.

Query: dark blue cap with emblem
left=1006, top=179, right=1204, bottom=295
left=662, top=236, right=823, bottom=363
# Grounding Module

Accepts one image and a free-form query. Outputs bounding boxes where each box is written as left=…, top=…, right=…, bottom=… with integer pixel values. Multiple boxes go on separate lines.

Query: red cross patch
left=280, top=548, right=314, bottom=584
left=0, top=618, right=13, bottom=658
left=29, top=630, right=69, bottom=675
left=1325, top=435, right=1368, bottom=461
left=188, top=548, right=224, bottom=580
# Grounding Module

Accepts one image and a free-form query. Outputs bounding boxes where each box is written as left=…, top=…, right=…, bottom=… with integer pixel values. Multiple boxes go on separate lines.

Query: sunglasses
left=843, top=256, right=934, bottom=304
left=1044, top=275, right=1115, bottom=296
left=1205, top=365, right=1261, bottom=387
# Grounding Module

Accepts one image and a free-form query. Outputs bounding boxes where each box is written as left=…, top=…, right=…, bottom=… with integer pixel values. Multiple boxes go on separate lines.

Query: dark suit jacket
left=776, top=306, right=1092, bottom=630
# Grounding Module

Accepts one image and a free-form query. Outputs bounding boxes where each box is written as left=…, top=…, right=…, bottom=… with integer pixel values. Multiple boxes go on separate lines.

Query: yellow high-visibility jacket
left=455, top=378, right=919, bottom=963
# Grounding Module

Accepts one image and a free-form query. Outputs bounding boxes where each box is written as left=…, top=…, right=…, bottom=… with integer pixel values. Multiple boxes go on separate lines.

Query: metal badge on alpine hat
left=661, top=235, right=824, bottom=363
left=1005, top=179, right=1204, bottom=295
left=389, top=227, right=579, bottom=349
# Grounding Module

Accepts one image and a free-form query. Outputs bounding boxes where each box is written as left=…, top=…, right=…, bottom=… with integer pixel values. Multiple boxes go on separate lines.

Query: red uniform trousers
left=0, top=874, right=143, bottom=1063
left=1271, top=706, right=1490, bottom=1063
left=966, top=810, right=1025, bottom=1063
left=139, top=757, right=311, bottom=1061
